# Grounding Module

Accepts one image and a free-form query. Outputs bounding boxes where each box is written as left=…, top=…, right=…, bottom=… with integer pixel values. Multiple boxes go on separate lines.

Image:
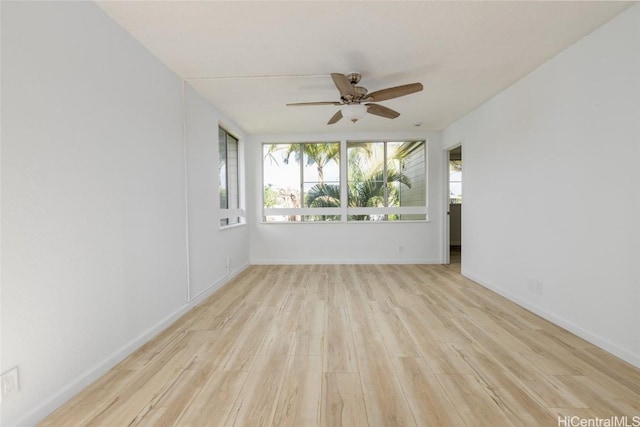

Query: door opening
left=448, top=146, right=462, bottom=266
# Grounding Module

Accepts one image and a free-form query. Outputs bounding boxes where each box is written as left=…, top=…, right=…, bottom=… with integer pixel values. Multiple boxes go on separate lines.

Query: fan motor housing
left=354, top=86, right=368, bottom=98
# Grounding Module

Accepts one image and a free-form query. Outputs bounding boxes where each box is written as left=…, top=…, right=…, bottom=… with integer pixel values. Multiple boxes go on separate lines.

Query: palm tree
left=306, top=157, right=411, bottom=220
left=267, top=141, right=420, bottom=220
left=265, top=143, right=339, bottom=183
left=305, top=183, right=341, bottom=208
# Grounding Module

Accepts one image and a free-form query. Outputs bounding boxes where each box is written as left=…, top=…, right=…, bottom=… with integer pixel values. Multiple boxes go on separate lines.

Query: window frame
left=261, top=139, right=428, bottom=223
left=449, top=159, right=463, bottom=205
left=346, top=140, right=428, bottom=221
left=219, top=126, right=244, bottom=229
left=262, top=142, right=342, bottom=222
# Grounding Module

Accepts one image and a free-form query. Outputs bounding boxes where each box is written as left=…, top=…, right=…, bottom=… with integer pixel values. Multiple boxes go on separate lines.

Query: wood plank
left=306, top=265, right=329, bottom=301
left=323, top=305, right=357, bottom=373
left=82, top=331, right=211, bottom=426
left=173, top=370, right=248, bottom=427
left=272, top=354, right=322, bottom=427
left=395, top=307, right=473, bottom=374
left=370, top=302, right=421, bottom=358
left=295, top=299, right=325, bottom=356
left=126, top=354, right=223, bottom=426
left=223, top=329, right=294, bottom=426
left=195, top=302, right=259, bottom=355
left=553, top=375, right=640, bottom=417
left=40, top=368, right=135, bottom=426
left=218, top=307, right=276, bottom=372
left=390, top=357, right=466, bottom=426
left=321, top=373, right=368, bottom=427
left=435, top=373, right=513, bottom=427
left=450, top=315, right=589, bottom=409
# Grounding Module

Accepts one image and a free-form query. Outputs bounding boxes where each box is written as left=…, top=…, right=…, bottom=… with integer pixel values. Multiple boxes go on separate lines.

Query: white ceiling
left=96, top=1, right=632, bottom=135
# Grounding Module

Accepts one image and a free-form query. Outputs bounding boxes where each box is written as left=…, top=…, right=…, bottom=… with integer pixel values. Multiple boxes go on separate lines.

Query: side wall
left=249, top=131, right=444, bottom=264
left=443, top=4, right=640, bottom=367
left=0, top=3, right=249, bottom=425
left=184, top=84, right=250, bottom=300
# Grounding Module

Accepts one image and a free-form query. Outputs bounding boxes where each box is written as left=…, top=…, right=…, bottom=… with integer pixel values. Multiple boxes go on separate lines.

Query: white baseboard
left=250, top=258, right=441, bottom=265
left=14, top=263, right=250, bottom=427
left=188, top=262, right=250, bottom=302
left=462, top=270, right=640, bottom=369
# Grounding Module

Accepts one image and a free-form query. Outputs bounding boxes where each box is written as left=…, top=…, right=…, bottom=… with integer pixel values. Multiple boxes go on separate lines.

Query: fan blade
left=367, top=83, right=423, bottom=102
left=331, top=73, right=357, bottom=98
left=287, top=101, right=341, bottom=106
left=366, top=103, right=400, bottom=119
left=327, top=110, right=343, bottom=125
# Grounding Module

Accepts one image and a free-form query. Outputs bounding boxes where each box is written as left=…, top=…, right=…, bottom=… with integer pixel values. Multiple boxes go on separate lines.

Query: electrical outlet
left=526, top=279, right=544, bottom=295
left=225, top=257, right=230, bottom=270
left=1, top=367, right=20, bottom=398
left=398, top=246, right=404, bottom=254
left=527, top=278, right=536, bottom=293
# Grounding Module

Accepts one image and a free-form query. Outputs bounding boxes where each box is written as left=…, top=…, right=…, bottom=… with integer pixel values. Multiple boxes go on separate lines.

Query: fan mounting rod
left=345, top=72, right=362, bottom=85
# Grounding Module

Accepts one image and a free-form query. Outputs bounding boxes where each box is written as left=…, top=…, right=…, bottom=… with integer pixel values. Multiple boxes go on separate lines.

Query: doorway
left=447, top=146, right=462, bottom=265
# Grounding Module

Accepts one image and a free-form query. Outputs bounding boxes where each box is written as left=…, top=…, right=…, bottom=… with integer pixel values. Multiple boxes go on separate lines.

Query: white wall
left=183, top=84, right=250, bottom=300
left=443, top=4, right=640, bottom=367
left=1, top=2, right=249, bottom=425
left=249, top=131, right=444, bottom=264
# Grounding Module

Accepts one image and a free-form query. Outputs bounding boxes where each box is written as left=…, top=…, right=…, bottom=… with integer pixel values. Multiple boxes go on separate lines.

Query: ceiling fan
left=287, top=72, right=423, bottom=124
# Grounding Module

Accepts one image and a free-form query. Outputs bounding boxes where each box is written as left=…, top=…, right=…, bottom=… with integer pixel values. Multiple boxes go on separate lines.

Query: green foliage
left=266, top=141, right=421, bottom=221
left=265, top=142, right=339, bottom=182
left=306, top=150, right=412, bottom=220
left=306, top=183, right=341, bottom=207
left=263, top=184, right=280, bottom=208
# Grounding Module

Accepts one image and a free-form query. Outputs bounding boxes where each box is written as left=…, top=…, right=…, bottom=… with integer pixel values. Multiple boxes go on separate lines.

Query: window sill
left=260, top=219, right=430, bottom=225
left=219, top=222, right=246, bottom=231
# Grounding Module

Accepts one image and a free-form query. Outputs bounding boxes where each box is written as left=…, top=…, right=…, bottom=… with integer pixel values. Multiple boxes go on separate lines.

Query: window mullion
left=340, top=140, right=348, bottom=222
left=299, top=143, right=304, bottom=220
left=383, top=141, right=388, bottom=220
left=225, top=133, right=230, bottom=210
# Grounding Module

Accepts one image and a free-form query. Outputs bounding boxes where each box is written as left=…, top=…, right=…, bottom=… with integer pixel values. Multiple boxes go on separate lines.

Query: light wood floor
left=41, top=264, right=640, bottom=426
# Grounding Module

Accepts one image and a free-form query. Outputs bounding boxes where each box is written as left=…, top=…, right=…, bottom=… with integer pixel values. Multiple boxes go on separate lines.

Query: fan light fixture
left=341, top=104, right=367, bottom=123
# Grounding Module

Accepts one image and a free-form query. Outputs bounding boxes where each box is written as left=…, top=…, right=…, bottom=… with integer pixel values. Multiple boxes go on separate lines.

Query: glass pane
left=449, top=160, right=462, bottom=204
left=386, top=181, right=401, bottom=207
left=220, top=128, right=241, bottom=227
left=263, top=143, right=340, bottom=221
left=264, top=214, right=299, bottom=222
left=304, top=182, right=340, bottom=208
left=303, top=143, right=340, bottom=208
left=386, top=213, right=426, bottom=221
left=219, top=128, right=227, bottom=210
left=347, top=142, right=385, bottom=207
left=226, top=135, right=239, bottom=219
left=347, top=140, right=426, bottom=221
left=347, top=214, right=384, bottom=221
left=263, top=144, right=302, bottom=221
left=301, top=215, right=341, bottom=222
left=227, top=136, right=238, bottom=204
left=394, top=141, right=426, bottom=219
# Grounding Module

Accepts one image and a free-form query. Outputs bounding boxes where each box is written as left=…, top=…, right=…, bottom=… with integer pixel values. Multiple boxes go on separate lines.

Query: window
left=219, top=127, right=242, bottom=227
left=449, top=159, right=462, bottom=204
left=263, top=142, right=341, bottom=221
left=347, top=141, right=426, bottom=221
left=262, top=140, right=426, bottom=222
